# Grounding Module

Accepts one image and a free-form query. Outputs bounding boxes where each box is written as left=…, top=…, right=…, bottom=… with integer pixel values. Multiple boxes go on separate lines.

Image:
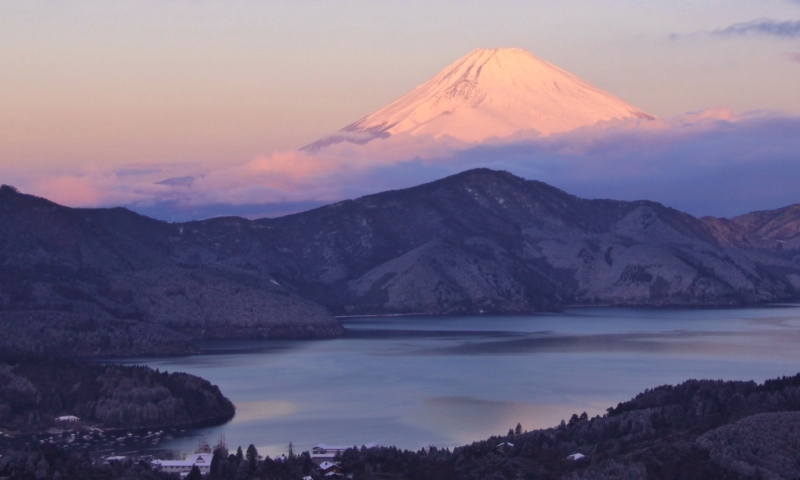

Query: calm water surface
left=133, top=305, right=800, bottom=457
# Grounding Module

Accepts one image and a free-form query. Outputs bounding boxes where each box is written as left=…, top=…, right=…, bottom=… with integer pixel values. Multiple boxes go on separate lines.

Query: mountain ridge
left=2, top=170, right=800, bottom=356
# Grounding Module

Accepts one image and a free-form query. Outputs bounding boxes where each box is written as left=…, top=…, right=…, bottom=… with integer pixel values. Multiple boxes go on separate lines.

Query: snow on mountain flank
left=303, top=47, right=654, bottom=151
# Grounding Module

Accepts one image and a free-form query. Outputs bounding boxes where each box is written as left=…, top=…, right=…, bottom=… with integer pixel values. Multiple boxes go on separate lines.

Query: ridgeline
left=3, top=170, right=800, bottom=357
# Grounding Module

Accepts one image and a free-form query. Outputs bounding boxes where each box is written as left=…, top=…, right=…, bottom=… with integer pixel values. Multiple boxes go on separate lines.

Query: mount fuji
left=304, top=47, right=653, bottom=151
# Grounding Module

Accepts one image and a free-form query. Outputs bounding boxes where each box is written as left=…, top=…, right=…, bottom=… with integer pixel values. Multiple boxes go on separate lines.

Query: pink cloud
left=786, top=52, right=800, bottom=63
left=6, top=108, right=800, bottom=220
left=32, top=175, right=105, bottom=206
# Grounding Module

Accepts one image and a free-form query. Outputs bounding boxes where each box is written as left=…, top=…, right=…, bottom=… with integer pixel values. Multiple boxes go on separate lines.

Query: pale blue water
left=132, top=305, right=800, bottom=457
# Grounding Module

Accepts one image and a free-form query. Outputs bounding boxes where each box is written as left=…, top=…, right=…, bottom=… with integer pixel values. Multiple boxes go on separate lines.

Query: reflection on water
left=133, top=305, right=800, bottom=457
left=229, top=401, right=298, bottom=424
left=409, top=396, right=600, bottom=446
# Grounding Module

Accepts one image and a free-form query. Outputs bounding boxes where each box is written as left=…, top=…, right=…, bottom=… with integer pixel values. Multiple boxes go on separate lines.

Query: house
left=319, top=461, right=342, bottom=474
left=55, top=415, right=79, bottom=423
left=496, top=442, right=514, bottom=454
left=567, top=453, right=586, bottom=461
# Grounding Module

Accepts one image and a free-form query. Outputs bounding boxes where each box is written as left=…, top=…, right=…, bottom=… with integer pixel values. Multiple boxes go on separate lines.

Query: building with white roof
left=318, top=461, right=341, bottom=475
left=151, top=453, right=212, bottom=476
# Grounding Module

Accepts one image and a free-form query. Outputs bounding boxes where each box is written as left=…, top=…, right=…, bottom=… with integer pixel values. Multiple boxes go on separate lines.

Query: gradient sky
left=2, top=1, right=800, bottom=218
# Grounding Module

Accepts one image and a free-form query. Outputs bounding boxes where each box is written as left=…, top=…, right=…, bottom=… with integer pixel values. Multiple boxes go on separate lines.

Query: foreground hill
left=5, top=373, right=800, bottom=479
left=2, top=169, right=800, bottom=356
left=324, top=373, right=800, bottom=480
left=0, top=355, right=234, bottom=435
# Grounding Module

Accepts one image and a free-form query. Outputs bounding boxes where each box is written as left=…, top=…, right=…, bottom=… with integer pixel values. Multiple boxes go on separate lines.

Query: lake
left=133, top=304, right=800, bottom=458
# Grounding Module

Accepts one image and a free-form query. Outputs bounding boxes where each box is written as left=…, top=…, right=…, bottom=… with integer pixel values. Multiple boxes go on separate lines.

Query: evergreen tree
left=186, top=465, right=202, bottom=480
left=568, top=413, right=580, bottom=426
left=246, top=444, right=258, bottom=473
left=211, top=449, right=224, bottom=475
left=515, top=423, right=522, bottom=435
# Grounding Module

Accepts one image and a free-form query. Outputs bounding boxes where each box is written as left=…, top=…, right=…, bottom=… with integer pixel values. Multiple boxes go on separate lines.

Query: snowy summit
left=304, top=47, right=653, bottom=150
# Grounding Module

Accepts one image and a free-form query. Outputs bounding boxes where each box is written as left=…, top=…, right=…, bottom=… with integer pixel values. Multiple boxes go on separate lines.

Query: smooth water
left=133, top=305, right=800, bottom=457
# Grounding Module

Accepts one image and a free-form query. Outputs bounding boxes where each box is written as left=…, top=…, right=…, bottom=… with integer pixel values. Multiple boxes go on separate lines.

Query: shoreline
left=91, top=300, right=800, bottom=361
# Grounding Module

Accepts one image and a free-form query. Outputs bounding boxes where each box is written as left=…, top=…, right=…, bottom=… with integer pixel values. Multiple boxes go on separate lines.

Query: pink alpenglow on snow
left=304, top=47, right=654, bottom=150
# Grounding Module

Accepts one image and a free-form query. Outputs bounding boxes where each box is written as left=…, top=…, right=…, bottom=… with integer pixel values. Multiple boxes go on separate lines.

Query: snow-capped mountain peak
left=304, top=47, right=653, bottom=151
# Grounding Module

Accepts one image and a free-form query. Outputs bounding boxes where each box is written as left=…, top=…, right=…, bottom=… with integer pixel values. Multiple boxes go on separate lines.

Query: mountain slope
left=0, top=185, right=343, bottom=357
left=732, top=204, right=800, bottom=251
left=256, top=169, right=798, bottom=313
left=2, top=170, right=800, bottom=356
left=305, top=48, right=652, bottom=150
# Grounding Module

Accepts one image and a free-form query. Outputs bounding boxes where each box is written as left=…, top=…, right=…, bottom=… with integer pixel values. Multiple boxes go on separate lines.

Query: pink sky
left=1, top=1, right=800, bottom=219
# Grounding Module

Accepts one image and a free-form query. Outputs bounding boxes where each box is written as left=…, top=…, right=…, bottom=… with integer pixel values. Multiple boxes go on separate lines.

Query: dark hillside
left=2, top=170, right=800, bottom=356
left=327, top=373, right=800, bottom=480
left=0, top=186, right=342, bottom=358
left=0, top=355, right=234, bottom=434
left=5, top=373, right=800, bottom=479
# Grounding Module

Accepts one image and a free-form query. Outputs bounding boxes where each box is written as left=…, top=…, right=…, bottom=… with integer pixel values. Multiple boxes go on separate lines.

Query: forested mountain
left=2, top=169, right=800, bottom=356
left=325, top=373, right=800, bottom=479
left=0, top=185, right=343, bottom=357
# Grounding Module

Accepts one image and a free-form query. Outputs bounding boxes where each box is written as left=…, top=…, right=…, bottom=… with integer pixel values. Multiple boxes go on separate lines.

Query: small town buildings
left=567, top=453, right=586, bottom=461
left=55, top=415, right=79, bottom=423
left=151, top=436, right=214, bottom=476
